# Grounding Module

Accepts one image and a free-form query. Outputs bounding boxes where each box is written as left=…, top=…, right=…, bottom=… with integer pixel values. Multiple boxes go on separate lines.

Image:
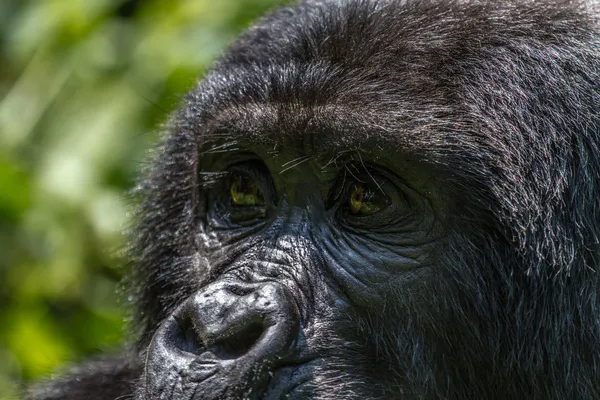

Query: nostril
left=172, top=316, right=206, bottom=356
left=226, top=284, right=255, bottom=297
left=211, top=320, right=265, bottom=360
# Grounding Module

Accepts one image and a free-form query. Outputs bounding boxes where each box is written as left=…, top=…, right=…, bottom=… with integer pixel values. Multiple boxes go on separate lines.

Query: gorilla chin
left=28, top=1, right=600, bottom=400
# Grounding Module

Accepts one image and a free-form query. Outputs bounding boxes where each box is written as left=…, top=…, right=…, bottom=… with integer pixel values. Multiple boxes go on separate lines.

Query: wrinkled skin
left=28, top=1, right=600, bottom=399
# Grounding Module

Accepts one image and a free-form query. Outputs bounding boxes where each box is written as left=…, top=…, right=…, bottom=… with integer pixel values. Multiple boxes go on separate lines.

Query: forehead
left=196, top=99, right=455, bottom=170
left=191, top=60, right=466, bottom=160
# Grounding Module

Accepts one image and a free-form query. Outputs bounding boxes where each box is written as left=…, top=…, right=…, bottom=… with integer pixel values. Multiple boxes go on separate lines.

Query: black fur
left=28, top=0, right=600, bottom=399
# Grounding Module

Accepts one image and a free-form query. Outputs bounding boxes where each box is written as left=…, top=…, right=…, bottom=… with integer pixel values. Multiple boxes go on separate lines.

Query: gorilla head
left=28, top=1, right=600, bottom=399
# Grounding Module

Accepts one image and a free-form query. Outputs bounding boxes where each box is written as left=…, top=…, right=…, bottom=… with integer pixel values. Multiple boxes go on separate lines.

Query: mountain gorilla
left=28, top=0, right=600, bottom=399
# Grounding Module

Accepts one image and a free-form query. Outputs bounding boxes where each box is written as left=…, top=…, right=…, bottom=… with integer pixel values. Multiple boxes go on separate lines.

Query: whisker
left=358, top=152, right=383, bottom=194
left=279, top=156, right=312, bottom=174
left=200, top=140, right=239, bottom=155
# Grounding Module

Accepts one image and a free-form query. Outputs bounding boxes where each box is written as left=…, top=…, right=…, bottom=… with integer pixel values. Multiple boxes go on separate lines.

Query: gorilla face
left=26, top=1, right=600, bottom=400
left=143, top=123, right=445, bottom=398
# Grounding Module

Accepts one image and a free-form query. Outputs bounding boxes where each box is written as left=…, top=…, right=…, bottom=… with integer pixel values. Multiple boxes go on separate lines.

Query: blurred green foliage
left=0, top=0, right=286, bottom=398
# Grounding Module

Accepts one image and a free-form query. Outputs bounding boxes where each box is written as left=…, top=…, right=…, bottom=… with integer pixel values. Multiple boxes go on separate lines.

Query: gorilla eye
left=346, top=182, right=390, bottom=216
left=204, top=162, right=273, bottom=228
left=230, top=174, right=265, bottom=207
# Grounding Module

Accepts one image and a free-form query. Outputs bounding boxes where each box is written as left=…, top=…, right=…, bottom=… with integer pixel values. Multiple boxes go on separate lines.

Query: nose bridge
left=248, top=232, right=319, bottom=287
left=280, top=203, right=312, bottom=237
left=219, top=232, right=319, bottom=331
left=276, top=159, right=324, bottom=233
left=244, top=206, right=317, bottom=270
left=274, top=232, right=313, bottom=263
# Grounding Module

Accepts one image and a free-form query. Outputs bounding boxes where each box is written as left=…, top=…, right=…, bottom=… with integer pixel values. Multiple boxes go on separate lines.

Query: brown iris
left=230, top=175, right=265, bottom=206
left=347, top=183, right=387, bottom=215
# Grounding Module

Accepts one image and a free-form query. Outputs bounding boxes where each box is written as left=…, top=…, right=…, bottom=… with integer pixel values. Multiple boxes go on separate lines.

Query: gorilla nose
left=173, top=281, right=299, bottom=361
left=153, top=281, right=300, bottom=372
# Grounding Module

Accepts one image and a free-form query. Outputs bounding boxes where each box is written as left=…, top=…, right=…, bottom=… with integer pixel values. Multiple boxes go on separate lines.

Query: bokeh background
left=0, top=1, right=287, bottom=398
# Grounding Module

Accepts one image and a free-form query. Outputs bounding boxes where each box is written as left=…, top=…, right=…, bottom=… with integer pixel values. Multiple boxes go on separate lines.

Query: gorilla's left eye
left=345, top=182, right=390, bottom=216
left=229, top=174, right=265, bottom=207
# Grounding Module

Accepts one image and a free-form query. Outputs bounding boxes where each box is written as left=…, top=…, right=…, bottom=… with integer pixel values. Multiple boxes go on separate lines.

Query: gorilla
left=28, top=0, right=600, bottom=399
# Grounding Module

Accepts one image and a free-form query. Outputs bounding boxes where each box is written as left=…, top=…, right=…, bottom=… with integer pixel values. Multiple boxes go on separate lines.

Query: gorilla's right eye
left=327, top=165, right=396, bottom=218
left=229, top=174, right=265, bottom=207
left=346, top=182, right=390, bottom=216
